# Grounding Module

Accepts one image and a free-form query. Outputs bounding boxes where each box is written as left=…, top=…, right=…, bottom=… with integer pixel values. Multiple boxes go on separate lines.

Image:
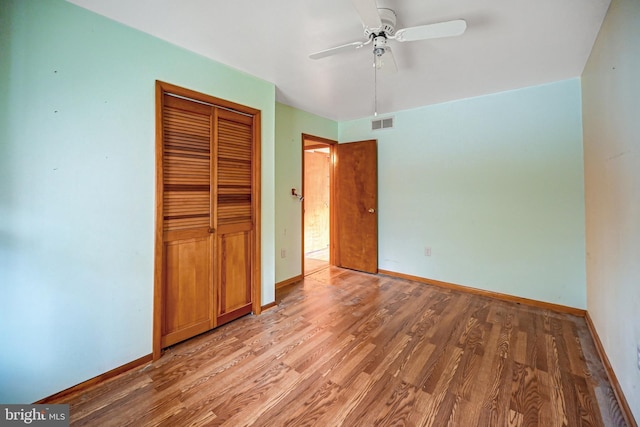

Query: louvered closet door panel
left=161, top=94, right=214, bottom=347
left=216, top=110, right=253, bottom=229
left=214, top=109, right=254, bottom=325
left=163, top=96, right=212, bottom=232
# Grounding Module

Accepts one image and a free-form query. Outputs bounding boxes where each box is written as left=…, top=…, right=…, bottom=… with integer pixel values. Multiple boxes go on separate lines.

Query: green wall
left=340, top=79, right=586, bottom=308
left=582, top=0, right=640, bottom=418
left=0, top=0, right=275, bottom=403
left=274, top=103, right=338, bottom=283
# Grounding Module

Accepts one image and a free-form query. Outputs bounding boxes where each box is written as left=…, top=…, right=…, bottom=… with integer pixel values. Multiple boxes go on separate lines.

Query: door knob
left=368, top=208, right=376, bottom=213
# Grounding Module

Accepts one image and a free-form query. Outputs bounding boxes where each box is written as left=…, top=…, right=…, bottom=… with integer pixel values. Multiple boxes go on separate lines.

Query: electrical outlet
left=424, top=247, right=431, bottom=257
left=280, top=249, right=286, bottom=259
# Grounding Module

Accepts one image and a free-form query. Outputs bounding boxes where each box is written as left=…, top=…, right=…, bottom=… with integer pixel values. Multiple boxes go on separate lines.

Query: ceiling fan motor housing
left=364, top=8, right=397, bottom=38
left=364, top=8, right=396, bottom=57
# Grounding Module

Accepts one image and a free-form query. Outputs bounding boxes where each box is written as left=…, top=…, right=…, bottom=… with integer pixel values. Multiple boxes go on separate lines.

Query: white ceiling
left=67, top=0, right=610, bottom=121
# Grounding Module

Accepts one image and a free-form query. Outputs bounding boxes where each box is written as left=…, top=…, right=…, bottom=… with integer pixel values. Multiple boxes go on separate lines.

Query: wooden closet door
left=155, top=81, right=261, bottom=357
left=160, top=95, right=215, bottom=348
left=213, top=108, right=254, bottom=325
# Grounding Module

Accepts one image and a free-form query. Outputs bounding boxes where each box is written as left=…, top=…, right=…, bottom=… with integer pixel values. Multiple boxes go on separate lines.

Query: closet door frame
left=153, top=81, right=262, bottom=360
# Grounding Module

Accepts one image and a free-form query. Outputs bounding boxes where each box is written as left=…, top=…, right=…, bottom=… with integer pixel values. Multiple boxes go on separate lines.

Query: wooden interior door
left=159, top=94, right=215, bottom=348
left=335, top=140, right=378, bottom=273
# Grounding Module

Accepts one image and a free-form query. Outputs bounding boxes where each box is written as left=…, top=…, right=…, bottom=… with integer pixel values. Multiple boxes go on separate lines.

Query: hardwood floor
left=58, top=267, right=626, bottom=426
left=304, top=248, right=329, bottom=276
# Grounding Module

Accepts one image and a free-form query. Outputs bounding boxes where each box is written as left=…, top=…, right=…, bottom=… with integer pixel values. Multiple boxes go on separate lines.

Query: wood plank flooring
left=304, top=248, right=329, bottom=276
left=58, top=267, right=626, bottom=426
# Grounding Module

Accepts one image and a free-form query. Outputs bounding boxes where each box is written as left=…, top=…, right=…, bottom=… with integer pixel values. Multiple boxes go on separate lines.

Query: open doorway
left=302, top=134, right=336, bottom=276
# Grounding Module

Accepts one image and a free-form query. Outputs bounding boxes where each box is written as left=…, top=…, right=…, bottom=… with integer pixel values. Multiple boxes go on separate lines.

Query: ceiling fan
left=309, top=0, right=467, bottom=73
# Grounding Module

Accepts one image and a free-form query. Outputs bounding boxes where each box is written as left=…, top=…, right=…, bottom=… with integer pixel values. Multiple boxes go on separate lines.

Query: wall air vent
left=371, top=116, right=394, bottom=131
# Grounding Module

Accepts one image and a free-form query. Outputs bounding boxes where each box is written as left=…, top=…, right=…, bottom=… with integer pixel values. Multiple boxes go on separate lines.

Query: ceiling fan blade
left=352, top=0, right=382, bottom=29
left=309, top=40, right=366, bottom=60
left=394, top=19, right=467, bottom=42
left=375, top=47, right=397, bottom=74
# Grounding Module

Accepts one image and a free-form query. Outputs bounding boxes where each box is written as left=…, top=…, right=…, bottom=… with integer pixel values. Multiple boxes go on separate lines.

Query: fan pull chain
left=373, top=54, right=378, bottom=117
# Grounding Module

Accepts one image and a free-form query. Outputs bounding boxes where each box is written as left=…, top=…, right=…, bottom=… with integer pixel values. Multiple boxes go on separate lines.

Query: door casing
left=301, top=134, right=337, bottom=273
left=300, top=137, right=378, bottom=276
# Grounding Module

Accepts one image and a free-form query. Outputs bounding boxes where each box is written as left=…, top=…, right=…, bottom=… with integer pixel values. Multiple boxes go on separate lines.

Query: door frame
left=153, top=80, right=262, bottom=360
left=301, top=134, right=337, bottom=274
